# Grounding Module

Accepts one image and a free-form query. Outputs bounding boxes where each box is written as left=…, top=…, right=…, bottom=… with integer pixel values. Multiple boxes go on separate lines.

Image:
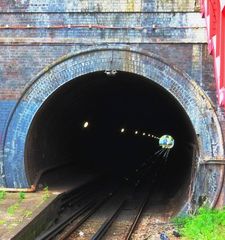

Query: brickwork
left=0, top=12, right=206, bottom=45
left=0, top=0, right=224, bottom=208
left=0, top=0, right=200, bottom=13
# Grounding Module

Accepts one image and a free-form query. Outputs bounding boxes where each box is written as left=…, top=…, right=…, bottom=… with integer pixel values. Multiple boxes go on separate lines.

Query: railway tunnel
left=0, top=2, right=225, bottom=237
left=25, top=71, right=196, bottom=207
left=3, top=48, right=224, bottom=213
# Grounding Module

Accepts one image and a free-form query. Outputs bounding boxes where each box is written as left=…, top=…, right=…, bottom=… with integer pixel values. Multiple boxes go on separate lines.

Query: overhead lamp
left=83, top=121, right=89, bottom=128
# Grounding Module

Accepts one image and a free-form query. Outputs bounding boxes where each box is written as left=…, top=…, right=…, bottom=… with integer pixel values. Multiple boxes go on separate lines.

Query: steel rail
left=60, top=185, right=99, bottom=210
left=125, top=193, right=150, bottom=240
left=91, top=200, right=126, bottom=240
left=60, top=176, right=101, bottom=204
left=36, top=181, right=119, bottom=240
left=58, top=194, right=113, bottom=240
left=36, top=200, right=94, bottom=240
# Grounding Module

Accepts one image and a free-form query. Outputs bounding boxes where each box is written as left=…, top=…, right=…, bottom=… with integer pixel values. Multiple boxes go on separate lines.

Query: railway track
left=37, top=180, right=150, bottom=240
left=89, top=190, right=150, bottom=240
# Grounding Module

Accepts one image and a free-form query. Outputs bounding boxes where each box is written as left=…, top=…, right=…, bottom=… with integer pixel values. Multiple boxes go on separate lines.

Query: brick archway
left=3, top=47, right=224, bottom=212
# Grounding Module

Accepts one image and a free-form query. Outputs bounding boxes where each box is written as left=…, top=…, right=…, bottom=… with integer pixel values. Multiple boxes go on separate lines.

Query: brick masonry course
left=0, top=0, right=200, bottom=13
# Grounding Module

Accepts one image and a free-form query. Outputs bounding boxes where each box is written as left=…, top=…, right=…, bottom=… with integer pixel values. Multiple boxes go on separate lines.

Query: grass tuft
left=7, top=203, right=19, bottom=216
left=0, top=191, right=6, bottom=201
left=172, top=207, right=225, bottom=240
left=42, top=186, right=50, bottom=201
left=18, top=191, right=25, bottom=202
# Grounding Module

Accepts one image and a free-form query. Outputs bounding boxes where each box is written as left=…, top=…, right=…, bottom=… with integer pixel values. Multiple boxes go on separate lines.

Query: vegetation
left=23, top=210, right=33, bottom=218
left=0, top=191, right=48, bottom=230
left=172, top=207, right=225, bottom=240
left=6, top=192, right=26, bottom=216
left=42, top=186, right=50, bottom=201
left=0, top=191, right=6, bottom=201
left=0, top=220, right=6, bottom=225
left=19, top=191, right=25, bottom=201
left=7, top=203, right=20, bottom=216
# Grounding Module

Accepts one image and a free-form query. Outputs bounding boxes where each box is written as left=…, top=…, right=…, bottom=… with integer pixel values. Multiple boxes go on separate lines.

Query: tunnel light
left=104, top=69, right=117, bottom=76
left=135, top=131, right=138, bottom=134
left=83, top=121, right=89, bottom=128
left=148, top=134, right=150, bottom=137
left=159, top=135, right=175, bottom=149
left=143, top=133, right=146, bottom=136
left=121, top=128, right=125, bottom=133
left=152, top=135, right=158, bottom=139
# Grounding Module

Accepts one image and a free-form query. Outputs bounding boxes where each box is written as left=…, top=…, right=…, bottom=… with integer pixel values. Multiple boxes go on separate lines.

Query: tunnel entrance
left=25, top=71, right=196, bottom=207
left=4, top=48, right=223, bottom=212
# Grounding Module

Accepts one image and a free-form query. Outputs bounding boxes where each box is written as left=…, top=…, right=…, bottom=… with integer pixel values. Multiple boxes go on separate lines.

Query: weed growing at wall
left=172, top=207, right=225, bottom=240
left=43, top=186, right=50, bottom=201
left=0, top=191, right=6, bottom=201
left=19, top=191, right=25, bottom=202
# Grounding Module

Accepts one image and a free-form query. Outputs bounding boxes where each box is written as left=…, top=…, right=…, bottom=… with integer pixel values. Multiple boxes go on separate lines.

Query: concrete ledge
left=3, top=194, right=60, bottom=240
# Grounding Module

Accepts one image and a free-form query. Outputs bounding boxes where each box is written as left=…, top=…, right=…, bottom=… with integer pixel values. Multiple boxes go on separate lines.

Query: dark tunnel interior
left=25, top=71, right=196, bottom=205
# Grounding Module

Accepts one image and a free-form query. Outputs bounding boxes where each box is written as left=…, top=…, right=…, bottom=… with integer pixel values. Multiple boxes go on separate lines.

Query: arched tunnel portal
left=25, top=71, right=195, bottom=198
left=3, top=48, right=224, bottom=213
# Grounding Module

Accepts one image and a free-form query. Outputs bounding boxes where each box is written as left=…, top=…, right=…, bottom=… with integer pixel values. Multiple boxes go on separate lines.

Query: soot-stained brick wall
left=0, top=0, right=224, bottom=206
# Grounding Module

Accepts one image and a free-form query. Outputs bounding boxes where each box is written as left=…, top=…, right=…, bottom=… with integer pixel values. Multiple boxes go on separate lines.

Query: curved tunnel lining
left=25, top=71, right=197, bottom=207
left=3, top=48, right=223, bottom=213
